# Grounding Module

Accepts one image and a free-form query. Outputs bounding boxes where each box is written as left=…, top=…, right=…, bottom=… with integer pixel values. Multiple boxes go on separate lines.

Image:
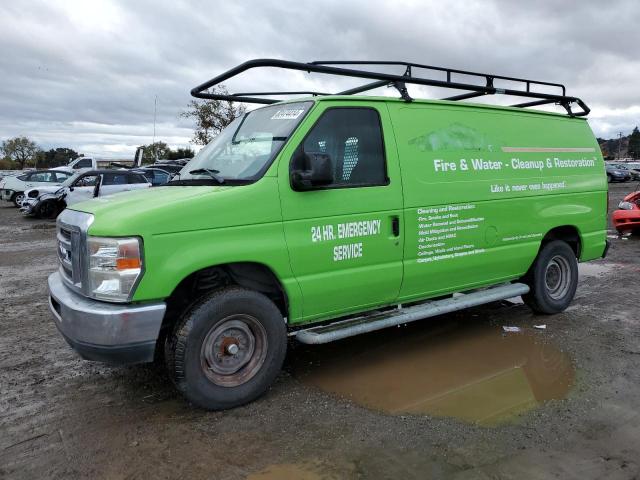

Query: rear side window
left=128, top=174, right=149, bottom=184
left=154, top=171, right=169, bottom=184
left=74, top=158, right=92, bottom=169
left=301, top=108, right=387, bottom=188
left=29, top=171, right=56, bottom=182
left=102, top=173, right=129, bottom=185
left=142, top=170, right=170, bottom=185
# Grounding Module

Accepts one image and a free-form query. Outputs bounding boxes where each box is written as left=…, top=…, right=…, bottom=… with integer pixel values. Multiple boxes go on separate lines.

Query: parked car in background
left=148, top=163, right=185, bottom=176
left=21, top=169, right=151, bottom=218
left=612, top=190, right=640, bottom=234
left=51, top=148, right=144, bottom=174
left=0, top=169, right=73, bottom=207
left=622, top=162, right=640, bottom=181
left=51, top=157, right=98, bottom=174
left=605, top=163, right=632, bottom=182
left=155, top=158, right=189, bottom=167
left=132, top=167, right=174, bottom=186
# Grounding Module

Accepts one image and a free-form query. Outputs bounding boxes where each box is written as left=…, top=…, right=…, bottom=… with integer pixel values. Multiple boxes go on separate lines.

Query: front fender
left=131, top=221, right=302, bottom=320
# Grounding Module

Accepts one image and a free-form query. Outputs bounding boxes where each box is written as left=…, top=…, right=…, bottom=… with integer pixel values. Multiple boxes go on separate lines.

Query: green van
left=48, top=60, right=608, bottom=409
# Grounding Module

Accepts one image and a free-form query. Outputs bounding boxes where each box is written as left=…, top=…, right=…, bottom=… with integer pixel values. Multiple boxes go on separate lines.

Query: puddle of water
left=294, top=322, right=574, bottom=426
left=578, top=262, right=615, bottom=278
left=246, top=462, right=339, bottom=480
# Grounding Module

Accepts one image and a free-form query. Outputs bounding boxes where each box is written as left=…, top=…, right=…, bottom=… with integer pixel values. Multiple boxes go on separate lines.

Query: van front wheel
left=166, top=287, right=287, bottom=410
left=522, top=240, right=578, bottom=314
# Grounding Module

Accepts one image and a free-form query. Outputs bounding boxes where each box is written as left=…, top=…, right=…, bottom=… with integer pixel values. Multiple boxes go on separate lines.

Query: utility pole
left=617, top=131, right=623, bottom=160
left=152, top=95, right=158, bottom=161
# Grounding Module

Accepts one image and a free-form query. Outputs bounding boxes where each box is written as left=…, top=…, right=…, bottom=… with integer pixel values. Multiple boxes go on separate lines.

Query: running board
left=294, top=283, right=530, bottom=345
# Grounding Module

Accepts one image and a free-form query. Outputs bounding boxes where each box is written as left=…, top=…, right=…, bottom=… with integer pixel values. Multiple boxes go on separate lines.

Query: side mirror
left=68, top=186, right=74, bottom=192
left=290, top=151, right=334, bottom=191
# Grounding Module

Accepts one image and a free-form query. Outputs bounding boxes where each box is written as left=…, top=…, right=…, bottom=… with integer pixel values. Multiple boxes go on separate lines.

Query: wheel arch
left=540, top=225, right=582, bottom=258
left=522, top=225, right=582, bottom=279
left=161, top=261, right=289, bottom=338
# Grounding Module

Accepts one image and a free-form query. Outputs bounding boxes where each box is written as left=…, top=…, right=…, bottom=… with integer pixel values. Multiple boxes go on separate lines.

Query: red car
left=612, top=190, right=640, bottom=233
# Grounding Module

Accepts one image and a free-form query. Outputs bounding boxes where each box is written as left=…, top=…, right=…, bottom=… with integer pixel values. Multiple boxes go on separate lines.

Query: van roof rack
left=191, top=59, right=589, bottom=117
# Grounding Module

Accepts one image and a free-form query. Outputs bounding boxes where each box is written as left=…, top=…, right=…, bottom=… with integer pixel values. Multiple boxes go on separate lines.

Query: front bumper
left=20, top=198, right=36, bottom=214
left=48, top=271, right=166, bottom=364
left=612, top=209, right=640, bottom=233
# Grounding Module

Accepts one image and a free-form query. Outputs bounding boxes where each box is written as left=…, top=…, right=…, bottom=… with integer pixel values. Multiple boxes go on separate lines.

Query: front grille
left=57, top=226, right=73, bottom=279
left=55, top=209, right=94, bottom=296
left=57, top=223, right=84, bottom=292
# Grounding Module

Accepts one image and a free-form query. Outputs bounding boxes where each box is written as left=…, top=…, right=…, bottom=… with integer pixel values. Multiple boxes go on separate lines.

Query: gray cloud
left=0, top=0, right=638, bottom=158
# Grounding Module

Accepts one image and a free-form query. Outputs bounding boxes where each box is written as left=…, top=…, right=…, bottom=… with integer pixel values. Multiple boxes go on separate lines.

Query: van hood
left=69, top=180, right=281, bottom=237
left=74, top=185, right=221, bottom=214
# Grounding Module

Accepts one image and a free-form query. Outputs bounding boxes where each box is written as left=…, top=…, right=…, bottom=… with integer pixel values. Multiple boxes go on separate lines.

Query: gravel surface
left=0, top=183, right=639, bottom=479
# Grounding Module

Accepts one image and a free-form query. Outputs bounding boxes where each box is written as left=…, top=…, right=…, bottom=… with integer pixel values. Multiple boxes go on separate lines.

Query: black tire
left=165, top=287, right=287, bottom=410
left=36, top=200, right=60, bottom=219
left=11, top=192, right=24, bottom=208
left=522, top=240, right=578, bottom=314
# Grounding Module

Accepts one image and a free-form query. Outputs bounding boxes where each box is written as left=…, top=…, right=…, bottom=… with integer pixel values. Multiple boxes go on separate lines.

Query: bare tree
left=181, top=86, right=245, bottom=145
left=1, top=136, right=40, bottom=169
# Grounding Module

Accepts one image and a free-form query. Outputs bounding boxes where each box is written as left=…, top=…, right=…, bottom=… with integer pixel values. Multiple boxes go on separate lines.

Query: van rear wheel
left=522, top=240, right=578, bottom=314
left=165, top=287, right=287, bottom=410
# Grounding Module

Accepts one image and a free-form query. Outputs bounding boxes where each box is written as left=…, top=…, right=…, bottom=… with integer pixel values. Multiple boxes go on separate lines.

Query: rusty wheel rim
left=200, top=315, right=268, bottom=387
left=544, top=255, right=571, bottom=301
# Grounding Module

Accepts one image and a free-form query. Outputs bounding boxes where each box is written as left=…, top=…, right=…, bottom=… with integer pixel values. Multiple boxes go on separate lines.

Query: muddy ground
left=1, top=183, right=639, bottom=479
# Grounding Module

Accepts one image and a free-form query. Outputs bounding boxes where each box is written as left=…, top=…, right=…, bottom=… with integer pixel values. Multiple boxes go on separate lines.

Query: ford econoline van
left=47, top=60, right=608, bottom=409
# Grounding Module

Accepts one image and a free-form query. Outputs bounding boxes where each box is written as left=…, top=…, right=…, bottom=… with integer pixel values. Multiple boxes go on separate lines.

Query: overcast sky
left=1, top=0, right=639, bottom=159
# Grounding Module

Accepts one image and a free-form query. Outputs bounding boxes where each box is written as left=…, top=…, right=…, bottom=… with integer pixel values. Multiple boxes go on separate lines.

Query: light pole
left=617, top=131, right=623, bottom=160
left=152, top=95, right=158, bottom=161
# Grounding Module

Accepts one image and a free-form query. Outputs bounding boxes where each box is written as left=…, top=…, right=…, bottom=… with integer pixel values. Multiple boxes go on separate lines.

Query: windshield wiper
left=189, top=168, right=225, bottom=184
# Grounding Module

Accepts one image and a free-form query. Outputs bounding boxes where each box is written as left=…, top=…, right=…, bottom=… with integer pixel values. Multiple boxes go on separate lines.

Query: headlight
left=618, top=201, right=634, bottom=210
left=28, top=190, right=39, bottom=198
left=87, top=236, right=143, bottom=302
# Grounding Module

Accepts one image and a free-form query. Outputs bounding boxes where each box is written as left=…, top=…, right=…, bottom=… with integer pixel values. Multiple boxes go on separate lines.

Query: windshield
left=178, top=101, right=313, bottom=182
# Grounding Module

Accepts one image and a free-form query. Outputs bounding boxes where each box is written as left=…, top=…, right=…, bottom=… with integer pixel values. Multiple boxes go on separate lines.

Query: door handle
left=391, top=216, right=400, bottom=237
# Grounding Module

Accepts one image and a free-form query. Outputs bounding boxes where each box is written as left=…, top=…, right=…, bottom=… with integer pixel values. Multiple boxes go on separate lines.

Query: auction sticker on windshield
left=271, top=108, right=305, bottom=120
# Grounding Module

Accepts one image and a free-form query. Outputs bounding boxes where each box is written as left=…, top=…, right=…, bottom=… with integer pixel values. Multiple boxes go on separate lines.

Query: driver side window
left=301, top=108, right=388, bottom=188
left=74, top=175, right=98, bottom=187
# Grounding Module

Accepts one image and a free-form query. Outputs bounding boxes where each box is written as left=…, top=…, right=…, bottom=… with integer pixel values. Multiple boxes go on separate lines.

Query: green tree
left=141, top=141, right=171, bottom=163
left=167, top=147, right=195, bottom=160
left=181, top=86, right=245, bottom=145
left=1, top=136, right=39, bottom=169
left=36, top=147, right=80, bottom=168
left=627, top=127, right=640, bottom=159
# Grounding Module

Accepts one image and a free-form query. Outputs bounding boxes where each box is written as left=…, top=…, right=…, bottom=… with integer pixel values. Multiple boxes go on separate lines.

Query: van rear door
left=278, top=104, right=404, bottom=322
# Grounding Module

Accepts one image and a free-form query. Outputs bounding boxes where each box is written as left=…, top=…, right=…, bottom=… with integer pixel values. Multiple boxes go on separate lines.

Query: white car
left=51, top=157, right=98, bottom=174
left=0, top=170, right=73, bottom=207
left=21, top=169, right=152, bottom=218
